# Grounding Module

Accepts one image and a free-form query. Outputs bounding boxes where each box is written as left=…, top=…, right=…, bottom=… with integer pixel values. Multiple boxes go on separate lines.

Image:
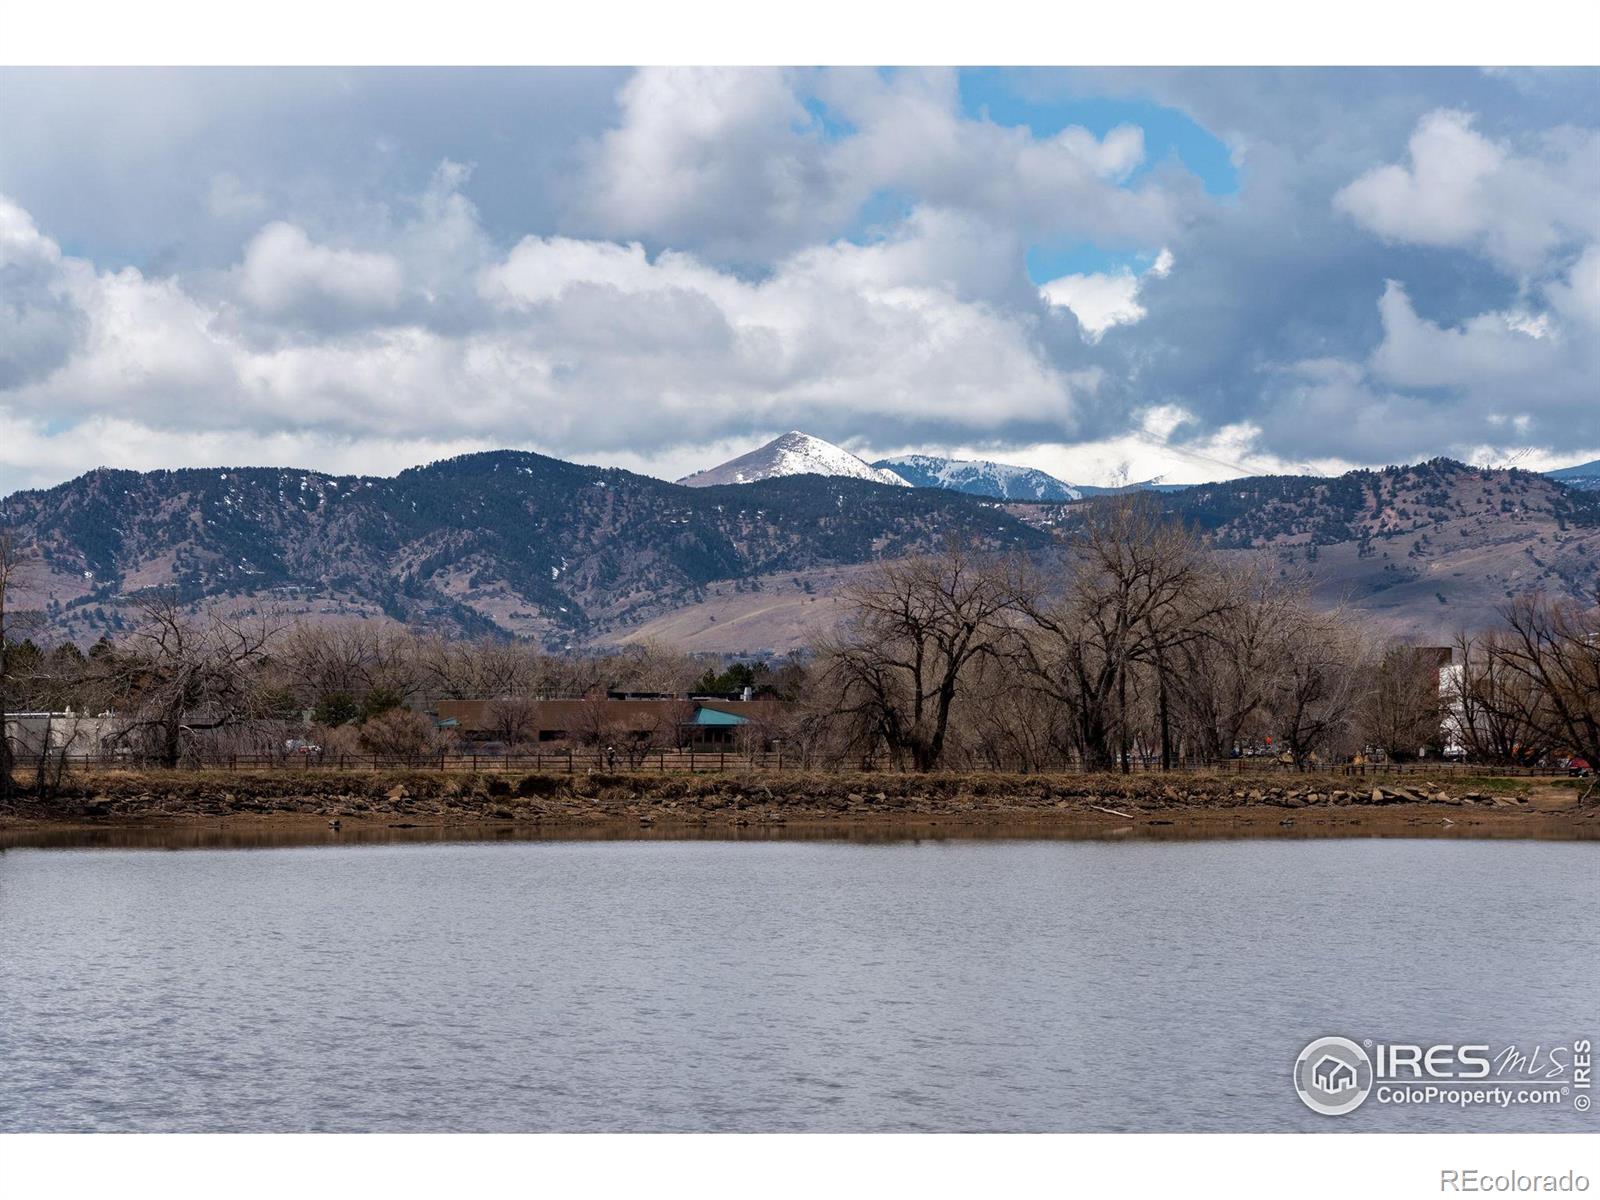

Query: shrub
left=357, top=709, right=442, bottom=758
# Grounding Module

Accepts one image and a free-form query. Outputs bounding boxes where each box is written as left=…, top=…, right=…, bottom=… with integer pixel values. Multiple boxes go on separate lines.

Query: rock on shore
left=0, top=768, right=1578, bottom=829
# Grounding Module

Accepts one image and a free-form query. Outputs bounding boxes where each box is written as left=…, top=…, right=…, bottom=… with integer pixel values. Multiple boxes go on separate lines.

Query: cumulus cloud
left=478, top=210, right=1086, bottom=439
left=1545, top=243, right=1600, bottom=329
left=573, top=68, right=846, bottom=260
left=0, top=196, right=82, bottom=388
left=2, top=187, right=1089, bottom=482
left=1253, top=250, right=1600, bottom=464
left=237, top=221, right=405, bottom=317
left=1335, top=109, right=1600, bottom=275
left=572, top=67, right=1185, bottom=262
left=1370, top=279, right=1557, bottom=390
left=1039, top=247, right=1173, bottom=341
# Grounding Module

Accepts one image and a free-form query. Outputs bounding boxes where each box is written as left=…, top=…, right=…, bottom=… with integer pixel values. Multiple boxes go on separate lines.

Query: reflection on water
left=3, top=812, right=1594, bottom=852
left=1, top=837, right=1594, bottom=1133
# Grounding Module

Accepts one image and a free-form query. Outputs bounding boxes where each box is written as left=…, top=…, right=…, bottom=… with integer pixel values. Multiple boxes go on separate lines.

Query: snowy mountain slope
left=678, top=431, right=910, bottom=487
left=1546, top=458, right=1600, bottom=492
left=874, top=454, right=1084, bottom=500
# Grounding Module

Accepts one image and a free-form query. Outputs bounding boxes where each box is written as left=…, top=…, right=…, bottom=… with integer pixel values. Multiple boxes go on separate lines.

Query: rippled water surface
left=1, top=837, right=1594, bottom=1132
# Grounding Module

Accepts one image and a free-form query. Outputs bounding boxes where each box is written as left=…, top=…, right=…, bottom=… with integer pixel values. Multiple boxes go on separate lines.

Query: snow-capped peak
left=873, top=454, right=1084, bottom=501
left=678, top=431, right=911, bottom=488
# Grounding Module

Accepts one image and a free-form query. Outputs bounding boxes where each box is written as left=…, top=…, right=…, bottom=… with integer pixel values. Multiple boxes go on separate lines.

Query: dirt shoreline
left=2, top=768, right=1595, bottom=846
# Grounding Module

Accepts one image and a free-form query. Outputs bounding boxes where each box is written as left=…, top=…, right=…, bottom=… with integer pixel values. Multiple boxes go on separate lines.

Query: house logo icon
left=1313, top=1055, right=1358, bottom=1094
left=1294, top=1037, right=1374, bottom=1115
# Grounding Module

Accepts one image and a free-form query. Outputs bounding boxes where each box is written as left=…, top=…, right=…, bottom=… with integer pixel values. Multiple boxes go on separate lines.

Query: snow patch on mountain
left=874, top=454, right=1084, bottom=501
left=1546, top=458, right=1600, bottom=492
left=678, top=431, right=910, bottom=488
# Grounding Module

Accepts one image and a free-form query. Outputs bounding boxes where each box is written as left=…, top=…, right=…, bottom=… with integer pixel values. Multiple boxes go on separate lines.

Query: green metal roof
left=692, top=706, right=749, bottom=726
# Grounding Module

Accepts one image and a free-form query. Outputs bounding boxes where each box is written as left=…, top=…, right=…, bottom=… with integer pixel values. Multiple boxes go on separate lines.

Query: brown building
left=434, top=696, right=793, bottom=750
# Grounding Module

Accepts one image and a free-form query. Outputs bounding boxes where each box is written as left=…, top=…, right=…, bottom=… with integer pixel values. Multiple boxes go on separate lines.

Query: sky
left=1, top=66, right=1597, bottom=494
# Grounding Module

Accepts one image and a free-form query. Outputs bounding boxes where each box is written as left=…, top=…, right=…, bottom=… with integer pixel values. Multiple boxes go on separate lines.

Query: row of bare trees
left=811, top=500, right=1599, bottom=774
left=1444, top=599, right=1600, bottom=770
left=0, top=578, right=729, bottom=769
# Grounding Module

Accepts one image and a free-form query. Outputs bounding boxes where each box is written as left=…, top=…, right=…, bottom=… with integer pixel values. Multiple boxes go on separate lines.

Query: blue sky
left=958, top=70, right=1242, bottom=193
left=0, top=66, right=1596, bottom=493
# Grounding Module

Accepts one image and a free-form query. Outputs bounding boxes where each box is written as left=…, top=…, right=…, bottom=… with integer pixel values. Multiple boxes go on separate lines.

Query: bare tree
left=0, top=533, right=39, bottom=797
left=1013, top=497, right=1217, bottom=771
left=484, top=695, right=541, bottom=746
left=960, top=650, right=1070, bottom=771
left=613, top=640, right=702, bottom=695
left=1490, top=593, right=1600, bottom=772
left=1443, top=631, right=1554, bottom=765
left=819, top=540, right=1018, bottom=771
left=1358, top=645, right=1447, bottom=760
left=274, top=620, right=423, bottom=712
left=647, top=699, right=696, bottom=757
left=1265, top=608, right=1368, bottom=769
left=100, top=595, right=281, bottom=767
left=1167, top=558, right=1300, bottom=762
left=568, top=697, right=626, bottom=749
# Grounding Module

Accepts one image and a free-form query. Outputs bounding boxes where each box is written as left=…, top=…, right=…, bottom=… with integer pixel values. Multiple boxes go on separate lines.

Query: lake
left=1, top=835, right=1594, bottom=1132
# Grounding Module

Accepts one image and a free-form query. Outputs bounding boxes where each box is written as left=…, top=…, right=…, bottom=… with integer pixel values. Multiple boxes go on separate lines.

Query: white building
left=3, top=711, right=119, bottom=759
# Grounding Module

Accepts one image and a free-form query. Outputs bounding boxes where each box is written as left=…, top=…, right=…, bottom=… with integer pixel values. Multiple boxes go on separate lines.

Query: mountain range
left=677, top=430, right=1149, bottom=499
left=682, top=431, right=1600, bottom=503
left=1, top=452, right=1048, bottom=647
left=4, top=444, right=1599, bottom=653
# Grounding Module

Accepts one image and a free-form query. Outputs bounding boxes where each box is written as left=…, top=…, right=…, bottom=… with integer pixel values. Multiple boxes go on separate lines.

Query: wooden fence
left=4, top=749, right=1576, bottom=778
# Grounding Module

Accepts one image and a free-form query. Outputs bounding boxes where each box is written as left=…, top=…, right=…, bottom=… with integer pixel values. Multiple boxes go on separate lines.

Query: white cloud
left=1371, top=279, right=1556, bottom=388
left=1335, top=109, right=1600, bottom=275
left=574, top=68, right=845, bottom=260
left=1369, top=272, right=1596, bottom=411
left=0, top=196, right=62, bottom=269
left=896, top=403, right=1355, bottom=489
left=1039, top=247, right=1174, bottom=341
left=396, top=161, right=495, bottom=301
left=1546, top=243, right=1600, bottom=329
left=1316, top=105, right=1600, bottom=460
left=237, top=221, right=404, bottom=316
left=0, top=195, right=80, bottom=387
left=478, top=212, right=1085, bottom=436
left=2, top=190, right=1091, bottom=488
left=572, top=67, right=1182, bottom=262
left=1249, top=244, right=1600, bottom=465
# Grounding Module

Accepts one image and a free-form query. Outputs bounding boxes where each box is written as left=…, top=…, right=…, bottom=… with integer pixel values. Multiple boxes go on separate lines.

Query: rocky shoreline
left=1, top=768, right=1594, bottom=843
